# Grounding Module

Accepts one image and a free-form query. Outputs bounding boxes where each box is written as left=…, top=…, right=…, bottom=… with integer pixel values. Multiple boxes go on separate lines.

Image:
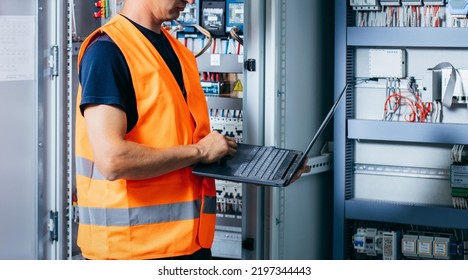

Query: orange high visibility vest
left=75, top=14, right=216, bottom=260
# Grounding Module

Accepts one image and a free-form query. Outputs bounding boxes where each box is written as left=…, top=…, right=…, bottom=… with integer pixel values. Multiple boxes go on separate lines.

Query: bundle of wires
left=172, top=20, right=213, bottom=58
left=383, top=91, right=433, bottom=122
left=382, top=78, right=438, bottom=123
left=229, top=26, right=243, bottom=46
left=451, top=145, right=465, bottom=163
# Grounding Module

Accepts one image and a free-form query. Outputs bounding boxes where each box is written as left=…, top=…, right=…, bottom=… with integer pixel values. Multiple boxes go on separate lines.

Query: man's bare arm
left=83, top=104, right=237, bottom=181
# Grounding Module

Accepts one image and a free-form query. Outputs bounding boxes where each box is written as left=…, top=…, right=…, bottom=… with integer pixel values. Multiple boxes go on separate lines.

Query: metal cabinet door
left=0, top=0, right=69, bottom=260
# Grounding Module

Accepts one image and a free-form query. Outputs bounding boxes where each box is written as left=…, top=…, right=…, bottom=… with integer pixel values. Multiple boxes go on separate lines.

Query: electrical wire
left=383, top=91, right=433, bottom=123
left=173, top=20, right=213, bottom=58
left=382, top=77, right=438, bottom=123
left=458, top=145, right=462, bottom=162
left=229, top=26, right=243, bottom=46
left=212, top=38, right=217, bottom=54
left=450, top=144, right=465, bottom=163
left=224, top=38, right=229, bottom=54
left=166, top=20, right=182, bottom=35
left=193, top=24, right=213, bottom=57
left=354, top=5, right=452, bottom=28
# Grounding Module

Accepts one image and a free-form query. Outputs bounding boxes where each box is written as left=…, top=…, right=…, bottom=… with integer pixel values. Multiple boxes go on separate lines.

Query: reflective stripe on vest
left=78, top=197, right=216, bottom=226
left=75, top=156, right=105, bottom=180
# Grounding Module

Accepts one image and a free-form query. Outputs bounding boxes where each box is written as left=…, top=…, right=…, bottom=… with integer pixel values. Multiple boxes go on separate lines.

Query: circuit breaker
left=352, top=228, right=383, bottom=256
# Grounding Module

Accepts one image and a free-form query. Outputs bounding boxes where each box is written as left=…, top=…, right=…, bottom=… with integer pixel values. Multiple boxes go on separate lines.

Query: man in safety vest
left=75, top=0, right=238, bottom=260
left=75, top=0, right=308, bottom=260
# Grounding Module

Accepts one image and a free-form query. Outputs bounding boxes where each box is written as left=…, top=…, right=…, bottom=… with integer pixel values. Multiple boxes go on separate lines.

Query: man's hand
left=289, top=158, right=312, bottom=184
left=195, top=131, right=237, bottom=164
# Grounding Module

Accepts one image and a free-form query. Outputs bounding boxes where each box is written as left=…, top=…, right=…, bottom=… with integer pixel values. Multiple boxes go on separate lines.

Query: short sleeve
left=79, top=34, right=138, bottom=132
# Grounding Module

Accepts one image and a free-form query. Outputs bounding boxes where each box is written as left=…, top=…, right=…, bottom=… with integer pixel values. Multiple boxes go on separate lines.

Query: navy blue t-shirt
left=79, top=17, right=185, bottom=132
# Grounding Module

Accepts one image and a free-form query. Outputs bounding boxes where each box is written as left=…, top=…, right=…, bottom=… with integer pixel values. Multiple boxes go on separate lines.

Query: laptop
left=192, top=84, right=348, bottom=187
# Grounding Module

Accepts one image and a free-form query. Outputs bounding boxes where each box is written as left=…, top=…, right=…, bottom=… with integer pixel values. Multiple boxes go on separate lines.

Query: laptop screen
left=296, top=83, right=349, bottom=165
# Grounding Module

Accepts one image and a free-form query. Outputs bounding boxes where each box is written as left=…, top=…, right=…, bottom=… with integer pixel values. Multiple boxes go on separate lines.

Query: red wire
left=384, top=91, right=432, bottom=123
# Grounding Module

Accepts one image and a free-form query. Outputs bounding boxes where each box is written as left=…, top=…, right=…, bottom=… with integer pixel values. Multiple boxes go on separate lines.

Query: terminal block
left=349, top=0, right=382, bottom=10
left=380, top=0, right=401, bottom=5
left=433, top=237, right=451, bottom=259
left=402, top=0, right=423, bottom=5
left=423, top=0, right=447, bottom=5
left=402, top=234, right=418, bottom=258
left=417, top=236, right=434, bottom=258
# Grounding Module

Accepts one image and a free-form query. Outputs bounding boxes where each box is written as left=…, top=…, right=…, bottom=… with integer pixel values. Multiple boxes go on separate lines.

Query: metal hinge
left=48, top=210, right=58, bottom=242
left=244, top=59, right=256, bottom=72
left=49, top=46, right=59, bottom=77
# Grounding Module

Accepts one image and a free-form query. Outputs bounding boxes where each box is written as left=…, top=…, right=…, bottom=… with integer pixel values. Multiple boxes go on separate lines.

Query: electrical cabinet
left=0, top=0, right=335, bottom=260
left=66, top=0, right=336, bottom=260
left=200, top=50, right=244, bottom=260
left=334, top=0, right=468, bottom=260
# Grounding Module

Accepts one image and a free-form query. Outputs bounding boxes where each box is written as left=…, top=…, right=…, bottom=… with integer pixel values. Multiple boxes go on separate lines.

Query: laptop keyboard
left=234, top=146, right=289, bottom=180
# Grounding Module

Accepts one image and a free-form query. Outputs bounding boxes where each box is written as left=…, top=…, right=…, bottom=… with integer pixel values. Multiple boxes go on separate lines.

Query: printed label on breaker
left=434, top=243, right=447, bottom=255
left=418, top=242, right=431, bottom=254
left=402, top=240, right=415, bottom=253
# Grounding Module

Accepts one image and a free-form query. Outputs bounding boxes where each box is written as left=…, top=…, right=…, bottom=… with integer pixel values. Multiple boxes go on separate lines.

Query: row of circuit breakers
left=353, top=227, right=468, bottom=259
left=93, top=0, right=244, bottom=38
left=350, top=0, right=468, bottom=17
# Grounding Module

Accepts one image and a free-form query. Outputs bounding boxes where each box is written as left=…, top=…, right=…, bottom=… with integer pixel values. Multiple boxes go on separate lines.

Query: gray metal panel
left=242, top=0, right=266, bottom=261
left=72, top=0, right=101, bottom=40
left=196, top=54, right=244, bottom=73
left=0, top=83, right=38, bottom=259
left=348, top=119, right=468, bottom=145
left=53, top=0, right=72, bottom=260
left=333, top=0, right=347, bottom=260
left=346, top=199, right=468, bottom=229
left=0, top=0, right=70, bottom=260
left=348, top=27, right=468, bottom=48
left=266, top=0, right=335, bottom=260
left=206, top=96, right=243, bottom=110
left=0, top=1, right=40, bottom=259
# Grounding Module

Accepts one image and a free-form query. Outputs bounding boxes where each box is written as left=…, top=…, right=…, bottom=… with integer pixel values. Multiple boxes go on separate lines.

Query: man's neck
left=119, top=6, right=162, bottom=34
